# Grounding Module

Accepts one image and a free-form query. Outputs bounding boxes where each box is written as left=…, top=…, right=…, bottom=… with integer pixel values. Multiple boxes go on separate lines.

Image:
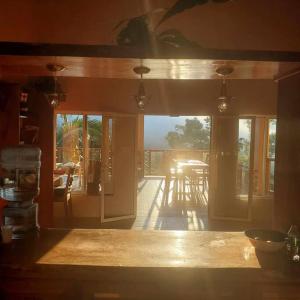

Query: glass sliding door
left=101, top=115, right=138, bottom=223
left=86, top=115, right=102, bottom=195
left=266, top=119, right=276, bottom=193
left=210, top=116, right=254, bottom=221
left=235, top=118, right=254, bottom=219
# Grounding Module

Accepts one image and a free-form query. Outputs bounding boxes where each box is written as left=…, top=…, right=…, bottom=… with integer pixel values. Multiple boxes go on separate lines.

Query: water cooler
left=0, top=146, right=41, bottom=238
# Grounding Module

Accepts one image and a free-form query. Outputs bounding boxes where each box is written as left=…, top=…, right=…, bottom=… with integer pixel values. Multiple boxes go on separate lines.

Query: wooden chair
left=184, top=166, right=209, bottom=194
left=194, top=168, right=209, bottom=193
left=53, top=167, right=74, bottom=218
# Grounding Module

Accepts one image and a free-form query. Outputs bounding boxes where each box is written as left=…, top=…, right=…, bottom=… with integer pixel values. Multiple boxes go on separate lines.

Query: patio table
left=172, top=159, right=209, bottom=196
left=174, top=159, right=208, bottom=171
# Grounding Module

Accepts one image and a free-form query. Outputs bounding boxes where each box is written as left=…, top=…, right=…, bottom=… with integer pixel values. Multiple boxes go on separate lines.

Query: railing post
left=149, top=151, right=152, bottom=175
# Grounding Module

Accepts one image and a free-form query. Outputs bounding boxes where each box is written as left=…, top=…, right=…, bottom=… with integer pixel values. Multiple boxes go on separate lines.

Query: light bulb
left=135, top=81, right=148, bottom=110
left=48, top=94, right=59, bottom=108
left=218, top=99, right=228, bottom=112
left=136, top=97, right=145, bottom=110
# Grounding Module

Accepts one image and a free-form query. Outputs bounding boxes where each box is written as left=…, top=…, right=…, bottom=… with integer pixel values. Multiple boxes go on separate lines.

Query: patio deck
left=54, top=175, right=209, bottom=230
left=132, top=176, right=208, bottom=230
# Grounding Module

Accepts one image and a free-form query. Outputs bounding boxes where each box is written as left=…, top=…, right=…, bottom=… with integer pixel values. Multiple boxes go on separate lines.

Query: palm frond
left=157, top=29, right=200, bottom=48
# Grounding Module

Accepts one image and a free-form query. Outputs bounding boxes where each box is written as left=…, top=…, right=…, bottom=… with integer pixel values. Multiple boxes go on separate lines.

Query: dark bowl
left=245, top=229, right=287, bottom=252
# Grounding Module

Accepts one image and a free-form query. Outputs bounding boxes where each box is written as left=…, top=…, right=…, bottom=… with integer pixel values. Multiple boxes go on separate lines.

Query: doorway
left=53, top=113, right=138, bottom=227
left=133, top=115, right=211, bottom=230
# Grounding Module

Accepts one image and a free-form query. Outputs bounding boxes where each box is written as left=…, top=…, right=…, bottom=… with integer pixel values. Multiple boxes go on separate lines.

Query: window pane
left=267, top=119, right=276, bottom=192
left=87, top=115, right=102, bottom=195
left=268, top=119, right=276, bottom=158
left=236, top=119, right=252, bottom=199
left=103, top=118, right=113, bottom=195
left=56, top=114, right=84, bottom=191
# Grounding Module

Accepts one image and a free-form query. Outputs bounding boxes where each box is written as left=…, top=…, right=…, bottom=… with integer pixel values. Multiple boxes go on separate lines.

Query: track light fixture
left=45, top=63, right=66, bottom=108
left=216, top=66, right=234, bottom=113
left=133, top=65, right=151, bottom=111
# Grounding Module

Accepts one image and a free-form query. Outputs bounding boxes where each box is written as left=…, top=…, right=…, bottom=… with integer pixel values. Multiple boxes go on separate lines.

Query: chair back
left=64, top=167, right=74, bottom=196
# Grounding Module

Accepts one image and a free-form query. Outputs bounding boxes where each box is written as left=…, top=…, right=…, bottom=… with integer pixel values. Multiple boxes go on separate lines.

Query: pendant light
left=133, top=65, right=151, bottom=110
left=216, top=66, right=234, bottom=113
left=45, top=63, right=66, bottom=108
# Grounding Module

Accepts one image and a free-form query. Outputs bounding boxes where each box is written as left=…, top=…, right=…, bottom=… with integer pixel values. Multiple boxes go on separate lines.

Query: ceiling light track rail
left=0, top=42, right=300, bottom=62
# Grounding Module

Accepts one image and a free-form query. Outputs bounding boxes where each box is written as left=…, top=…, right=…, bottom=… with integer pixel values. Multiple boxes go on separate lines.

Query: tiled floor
left=132, top=176, right=209, bottom=230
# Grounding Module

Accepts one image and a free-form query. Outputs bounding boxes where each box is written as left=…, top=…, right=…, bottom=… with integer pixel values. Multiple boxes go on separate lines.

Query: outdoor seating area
left=133, top=176, right=208, bottom=230
left=165, top=158, right=209, bottom=203
left=133, top=151, right=210, bottom=230
left=142, top=149, right=210, bottom=201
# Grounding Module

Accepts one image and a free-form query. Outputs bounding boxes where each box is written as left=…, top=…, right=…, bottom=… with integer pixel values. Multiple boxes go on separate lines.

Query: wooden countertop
left=0, top=228, right=298, bottom=282
left=34, top=229, right=259, bottom=268
left=1, top=229, right=300, bottom=300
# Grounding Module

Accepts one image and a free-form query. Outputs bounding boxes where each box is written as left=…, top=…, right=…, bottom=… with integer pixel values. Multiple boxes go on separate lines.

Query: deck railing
left=143, top=149, right=209, bottom=176
left=56, top=147, right=275, bottom=194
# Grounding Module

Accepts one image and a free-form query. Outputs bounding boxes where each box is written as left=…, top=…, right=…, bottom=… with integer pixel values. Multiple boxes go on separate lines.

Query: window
left=87, top=115, right=102, bottom=195
left=266, top=118, right=276, bottom=193
left=236, top=118, right=253, bottom=199
left=55, top=114, right=102, bottom=194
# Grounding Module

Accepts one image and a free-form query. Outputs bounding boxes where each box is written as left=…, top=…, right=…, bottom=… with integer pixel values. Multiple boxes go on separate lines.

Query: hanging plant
left=157, top=29, right=200, bottom=48
left=115, top=0, right=232, bottom=49
left=114, top=15, right=153, bottom=47
left=115, top=12, right=200, bottom=49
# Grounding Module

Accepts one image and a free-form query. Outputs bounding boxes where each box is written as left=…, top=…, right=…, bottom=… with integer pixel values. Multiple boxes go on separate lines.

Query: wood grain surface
left=34, top=229, right=259, bottom=268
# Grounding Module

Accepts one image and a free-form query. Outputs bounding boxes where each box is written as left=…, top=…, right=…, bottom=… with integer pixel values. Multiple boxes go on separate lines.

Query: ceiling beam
left=0, top=42, right=300, bottom=62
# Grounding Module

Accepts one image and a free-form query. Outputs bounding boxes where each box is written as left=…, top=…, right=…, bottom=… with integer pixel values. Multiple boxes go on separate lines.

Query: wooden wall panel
left=274, top=73, right=300, bottom=230
left=30, top=92, right=54, bottom=228
left=0, top=82, right=20, bottom=148
left=0, top=82, right=20, bottom=224
left=58, top=77, right=277, bottom=116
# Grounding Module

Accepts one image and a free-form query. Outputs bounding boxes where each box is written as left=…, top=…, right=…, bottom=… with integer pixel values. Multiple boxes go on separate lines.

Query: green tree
left=269, top=133, right=276, bottom=157
left=56, top=115, right=102, bottom=164
left=238, top=137, right=250, bottom=166
left=56, top=115, right=102, bottom=148
left=56, top=115, right=83, bottom=148
left=165, top=117, right=210, bottom=149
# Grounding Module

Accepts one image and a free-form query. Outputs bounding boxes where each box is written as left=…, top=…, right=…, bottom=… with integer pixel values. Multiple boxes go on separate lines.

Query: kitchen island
left=0, top=229, right=299, bottom=299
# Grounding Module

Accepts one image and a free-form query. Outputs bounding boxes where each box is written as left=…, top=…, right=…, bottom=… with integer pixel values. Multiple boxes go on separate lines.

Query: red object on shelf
left=0, top=199, right=8, bottom=224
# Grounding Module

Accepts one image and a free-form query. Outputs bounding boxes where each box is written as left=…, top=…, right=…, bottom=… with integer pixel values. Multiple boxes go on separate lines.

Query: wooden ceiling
left=0, top=43, right=300, bottom=80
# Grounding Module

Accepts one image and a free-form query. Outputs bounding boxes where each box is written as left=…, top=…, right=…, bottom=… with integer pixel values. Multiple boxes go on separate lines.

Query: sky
left=144, top=115, right=210, bottom=149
